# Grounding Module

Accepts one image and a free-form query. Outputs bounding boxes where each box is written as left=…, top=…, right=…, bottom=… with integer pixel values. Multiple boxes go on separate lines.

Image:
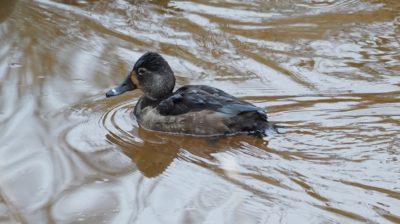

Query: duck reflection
left=0, top=0, right=18, bottom=23
left=107, top=128, right=268, bottom=178
left=126, top=0, right=170, bottom=7
left=51, top=0, right=100, bottom=6
left=54, top=0, right=170, bottom=8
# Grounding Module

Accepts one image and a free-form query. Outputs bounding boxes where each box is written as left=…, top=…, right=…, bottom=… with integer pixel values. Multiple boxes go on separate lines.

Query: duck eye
left=138, top=67, right=147, bottom=76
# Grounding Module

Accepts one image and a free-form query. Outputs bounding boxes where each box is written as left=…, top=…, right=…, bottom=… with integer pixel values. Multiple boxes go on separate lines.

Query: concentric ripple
left=100, top=98, right=142, bottom=146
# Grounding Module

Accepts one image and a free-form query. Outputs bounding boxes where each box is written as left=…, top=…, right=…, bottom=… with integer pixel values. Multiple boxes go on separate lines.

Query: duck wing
left=157, top=85, right=266, bottom=118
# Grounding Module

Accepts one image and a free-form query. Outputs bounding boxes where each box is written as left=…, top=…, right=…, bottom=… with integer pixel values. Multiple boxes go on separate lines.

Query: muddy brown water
left=1, top=0, right=400, bottom=223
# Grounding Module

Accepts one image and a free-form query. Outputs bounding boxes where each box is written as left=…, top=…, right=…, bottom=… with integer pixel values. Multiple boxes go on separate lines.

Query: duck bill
left=106, top=76, right=136, bottom=98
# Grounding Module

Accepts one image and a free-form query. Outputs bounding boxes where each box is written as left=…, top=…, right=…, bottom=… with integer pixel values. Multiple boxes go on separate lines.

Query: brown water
left=1, top=0, right=400, bottom=223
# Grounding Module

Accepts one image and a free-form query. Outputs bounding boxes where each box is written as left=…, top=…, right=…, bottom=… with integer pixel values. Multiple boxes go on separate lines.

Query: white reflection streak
left=219, top=155, right=240, bottom=179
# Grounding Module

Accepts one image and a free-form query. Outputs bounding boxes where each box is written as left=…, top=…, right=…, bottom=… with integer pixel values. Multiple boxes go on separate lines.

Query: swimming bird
left=106, top=52, right=269, bottom=137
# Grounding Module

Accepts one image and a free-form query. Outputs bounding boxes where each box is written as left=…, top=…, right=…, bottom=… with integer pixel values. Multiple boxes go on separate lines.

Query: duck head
left=106, top=52, right=175, bottom=100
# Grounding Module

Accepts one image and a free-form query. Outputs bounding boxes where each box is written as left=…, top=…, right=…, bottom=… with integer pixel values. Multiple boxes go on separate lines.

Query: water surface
left=0, top=0, right=399, bottom=223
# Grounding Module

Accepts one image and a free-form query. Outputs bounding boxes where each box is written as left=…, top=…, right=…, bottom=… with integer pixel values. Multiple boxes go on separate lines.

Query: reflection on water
left=0, top=0, right=399, bottom=223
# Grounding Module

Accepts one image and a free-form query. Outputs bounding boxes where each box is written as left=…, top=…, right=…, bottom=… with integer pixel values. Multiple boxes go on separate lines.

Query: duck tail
left=231, top=110, right=269, bottom=137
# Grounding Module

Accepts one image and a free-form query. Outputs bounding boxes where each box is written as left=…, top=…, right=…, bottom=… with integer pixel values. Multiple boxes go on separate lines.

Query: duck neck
left=144, top=90, right=173, bottom=102
left=134, top=95, right=159, bottom=118
left=141, top=94, right=171, bottom=108
left=143, top=94, right=159, bottom=102
left=134, top=92, right=173, bottom=119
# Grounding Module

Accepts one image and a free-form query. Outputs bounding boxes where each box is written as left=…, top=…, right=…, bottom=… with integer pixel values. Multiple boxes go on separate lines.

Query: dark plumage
left=106, top=52, right=269, bottom=136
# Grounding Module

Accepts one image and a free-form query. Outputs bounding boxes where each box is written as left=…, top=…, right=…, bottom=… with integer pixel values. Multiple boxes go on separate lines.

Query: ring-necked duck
left=106, top=52, right=269, bottom=136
